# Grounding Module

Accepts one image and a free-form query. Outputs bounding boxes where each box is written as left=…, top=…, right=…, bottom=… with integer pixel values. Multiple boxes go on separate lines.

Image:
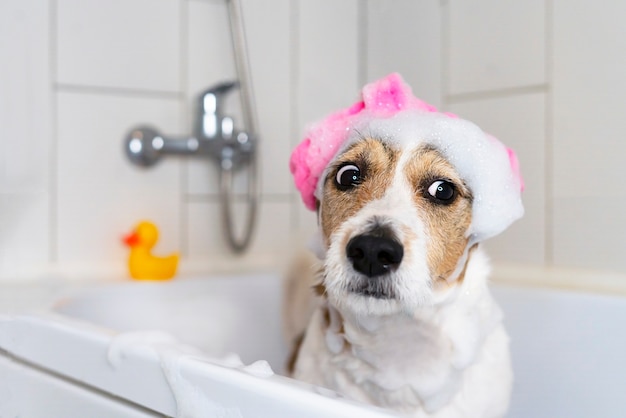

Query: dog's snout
left=346, top=235, right=403, bottom=277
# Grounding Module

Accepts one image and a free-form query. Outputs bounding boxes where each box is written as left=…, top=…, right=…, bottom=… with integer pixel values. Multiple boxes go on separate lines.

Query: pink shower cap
left=289, top=73, right=524, bottom=211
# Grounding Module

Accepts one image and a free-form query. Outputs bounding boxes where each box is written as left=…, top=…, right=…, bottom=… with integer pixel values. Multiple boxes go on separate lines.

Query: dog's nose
left=346, top=235, right=404, bottom=277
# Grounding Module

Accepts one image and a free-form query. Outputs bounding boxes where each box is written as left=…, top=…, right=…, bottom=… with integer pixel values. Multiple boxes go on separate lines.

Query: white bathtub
left=1, top=271, right=625, bottom=417
left=492, top=282, right=626, bottom=417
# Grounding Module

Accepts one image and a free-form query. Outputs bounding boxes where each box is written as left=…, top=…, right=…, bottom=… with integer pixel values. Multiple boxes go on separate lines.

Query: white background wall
left=1, top=0, right=624, bottom=281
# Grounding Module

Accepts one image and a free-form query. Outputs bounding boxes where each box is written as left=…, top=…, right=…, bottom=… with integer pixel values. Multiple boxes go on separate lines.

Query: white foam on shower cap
left=322, top=109, right=524, bottom=243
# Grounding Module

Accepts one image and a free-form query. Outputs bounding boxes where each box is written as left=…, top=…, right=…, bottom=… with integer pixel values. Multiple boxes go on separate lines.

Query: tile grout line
left=288, top=0, right=300, bottom=232
left=54, top=83, right=184, bottom=100
left=445, top=84, right=549, bottom=104
left=544, top=0, right=554, bottom=266
left=179, top=0, right=190, bottom=257
left=357, top=0, right=368, bottom=87
left=440, top=0, right=450, bottom=110
left=185, top=194, right=293, bottom=203
left=48, top=0, right=58, bottom=264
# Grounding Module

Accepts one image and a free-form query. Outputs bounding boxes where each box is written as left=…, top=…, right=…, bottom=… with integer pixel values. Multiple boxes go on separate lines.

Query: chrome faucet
left=125, top=81, right=255, bottom=171
left=123, top=0, right=259, bottom=253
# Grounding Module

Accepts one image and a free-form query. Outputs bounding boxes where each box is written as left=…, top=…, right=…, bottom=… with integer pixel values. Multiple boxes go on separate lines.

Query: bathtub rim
left=491, top=262, right=626, bottom=297
left=0, top=312, right=397, bottom=418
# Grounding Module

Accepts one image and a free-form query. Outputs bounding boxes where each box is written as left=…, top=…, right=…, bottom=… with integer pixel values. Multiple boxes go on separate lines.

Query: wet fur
left=285, top=138, right=512, bottom=417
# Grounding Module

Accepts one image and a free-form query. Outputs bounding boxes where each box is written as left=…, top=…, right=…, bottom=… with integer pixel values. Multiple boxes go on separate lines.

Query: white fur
left=322, top=148, right=432, bottom=316
left=294, top=249, right=512, bottom=417
left=293, top=143, right=513, bottom=417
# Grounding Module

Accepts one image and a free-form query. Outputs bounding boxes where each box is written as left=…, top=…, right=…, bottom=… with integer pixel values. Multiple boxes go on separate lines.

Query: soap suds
left=159, top=346, right=243, bottom=418
left=241, top=360, right=274, bottom=378
left=107, top=330, right=181, bottom=368
left=107, top=331, right=275, bottom=417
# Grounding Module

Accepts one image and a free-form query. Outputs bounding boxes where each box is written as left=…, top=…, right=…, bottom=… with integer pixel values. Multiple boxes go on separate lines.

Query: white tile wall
left=2, top=0, right=626, bottom=280
left=243, top=0, right=292, bottom=197
left=0, top=0, right=51, bottom=278
left=186, top=199, right=292, bottom=265
left=553, top=197, right=626, bottom=271
left=552, top=0, right=626, bottom=199
left=186, top=0, right=236, bottom=99
left=446, top=0, right=546, bottom=95
left=551, top=0, right=626, bottom=271
left=57, top=0, right=181, bottom=92
left=296, top=0, right=359, bottom=129
left=0, top=0, right=51, bottom=194
left=365, top=0, right=443, bottom=107
left=0, top=194, right=49, bottom=277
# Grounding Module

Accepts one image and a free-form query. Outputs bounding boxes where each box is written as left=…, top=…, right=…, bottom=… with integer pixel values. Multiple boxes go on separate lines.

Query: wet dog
left=285, top=74, right=523, bottom=417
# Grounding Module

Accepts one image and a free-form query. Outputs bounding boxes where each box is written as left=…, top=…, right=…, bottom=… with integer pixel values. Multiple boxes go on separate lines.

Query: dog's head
left=290, top=74, right=524, bottom=316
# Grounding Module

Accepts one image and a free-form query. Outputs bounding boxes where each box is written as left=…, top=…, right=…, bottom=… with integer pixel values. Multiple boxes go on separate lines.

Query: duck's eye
left=427, top=180, right=456, bottom=203
left=335, top=164, right=362, bottom=190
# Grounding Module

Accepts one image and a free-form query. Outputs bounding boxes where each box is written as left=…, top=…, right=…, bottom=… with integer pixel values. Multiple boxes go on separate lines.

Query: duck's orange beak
left=123, top=231, right=140, bottom=247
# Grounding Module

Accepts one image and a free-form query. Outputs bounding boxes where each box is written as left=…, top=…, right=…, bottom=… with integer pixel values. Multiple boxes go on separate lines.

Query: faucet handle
left=196, top=81, right=240, bottom=140
left=199, top=81, right=239, bottom=119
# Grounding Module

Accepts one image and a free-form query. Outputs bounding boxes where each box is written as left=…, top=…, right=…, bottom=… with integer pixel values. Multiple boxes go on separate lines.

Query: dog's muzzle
left=345, top=226, right=404, bottom=299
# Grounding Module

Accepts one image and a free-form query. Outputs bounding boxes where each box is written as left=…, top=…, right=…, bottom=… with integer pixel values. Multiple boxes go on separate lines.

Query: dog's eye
left=335, top=164, right=362, bottom=190
left=427, top=180, right=456, bottom=203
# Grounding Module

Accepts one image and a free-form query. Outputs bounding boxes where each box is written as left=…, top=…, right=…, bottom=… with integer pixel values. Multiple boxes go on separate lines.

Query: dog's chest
left=327, top=313, right=463, bottom=411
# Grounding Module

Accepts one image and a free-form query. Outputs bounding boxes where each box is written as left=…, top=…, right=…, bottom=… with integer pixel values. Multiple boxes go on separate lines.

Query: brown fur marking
left=434, top=243, right=479, bottom=290
left=405, top=146, right=473, bottom=283
left=320, top=138, right=400, bottom=246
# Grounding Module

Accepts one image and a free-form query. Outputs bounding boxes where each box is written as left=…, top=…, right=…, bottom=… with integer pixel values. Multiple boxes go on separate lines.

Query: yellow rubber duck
left=122, top=221, right=179, bottom=280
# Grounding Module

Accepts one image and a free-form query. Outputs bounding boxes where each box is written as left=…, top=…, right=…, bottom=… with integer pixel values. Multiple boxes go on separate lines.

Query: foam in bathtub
left=107, top=330, right=274, bottom=417
left=0, top=313, right=397, bottom=417
left=197, top=351, right=274, bottom=378
left=241, top=359, right=274, bottom=378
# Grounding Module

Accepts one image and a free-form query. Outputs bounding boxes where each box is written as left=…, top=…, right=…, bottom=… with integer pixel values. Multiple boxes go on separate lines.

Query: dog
left=284, top=74, right=524, bottom=417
